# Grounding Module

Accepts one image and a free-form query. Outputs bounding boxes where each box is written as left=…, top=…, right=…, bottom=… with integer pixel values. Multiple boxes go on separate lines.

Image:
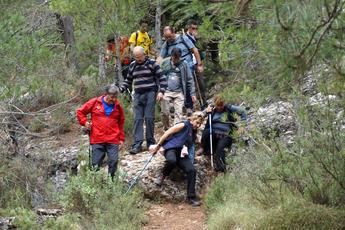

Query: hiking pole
left=87, top=131, right=92, bottom=170
left=125, top=154, right=155, bottom=195
left=208, top=113, right=214, bottom=169
left=193, top=71, right=204, bottom=107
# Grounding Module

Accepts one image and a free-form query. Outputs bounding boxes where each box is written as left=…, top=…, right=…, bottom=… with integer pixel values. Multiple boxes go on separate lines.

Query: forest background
left=1, top=0, right=345, bottom=229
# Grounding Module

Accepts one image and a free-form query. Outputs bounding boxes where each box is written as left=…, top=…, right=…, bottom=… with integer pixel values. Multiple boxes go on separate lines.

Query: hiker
left=129, top=19, right=156, bottom=57
left=104, top=35, right=131, bottom=78
left=120, top=46, right=167, bottom=154
left=185, top=19, right=207, bottom=109
left=150, top=112, right=204, bottom=206
left=156, top=26, right=204, bottom=116
left=160, top=47, right=196, bottom=130
left=197, top=95, right=247, bottom=172
left=76, top=84, right=125, bottom=178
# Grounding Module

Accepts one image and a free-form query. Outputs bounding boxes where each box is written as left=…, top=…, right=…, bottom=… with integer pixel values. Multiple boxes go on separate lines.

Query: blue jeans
left=133, top=91, right=156, bottom=148
left=92, top=143, right=119, bottom=177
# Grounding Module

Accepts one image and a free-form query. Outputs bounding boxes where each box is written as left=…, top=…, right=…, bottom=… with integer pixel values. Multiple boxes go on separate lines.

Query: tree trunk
left=155, top=0, right=162, bottom=52
left=56, top=14, right=79, bottom=75
left=114, top=1, right=123, bottom=84
left=97, top=2, right=106, bottom=80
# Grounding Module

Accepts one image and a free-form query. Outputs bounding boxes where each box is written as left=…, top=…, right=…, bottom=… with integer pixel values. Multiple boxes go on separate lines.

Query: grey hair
left=133, top=46, right=145, bottom=55
left=105, top=84, right=119, bottom=95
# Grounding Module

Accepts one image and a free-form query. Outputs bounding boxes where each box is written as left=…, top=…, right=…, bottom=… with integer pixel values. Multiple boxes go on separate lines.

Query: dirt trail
left=143, top=202, right=207, bottom=230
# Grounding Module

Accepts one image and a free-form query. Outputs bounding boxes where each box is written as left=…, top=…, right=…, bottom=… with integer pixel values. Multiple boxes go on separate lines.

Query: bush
left=0, top=207, right=39, bottom=230
left=59, top=169, right=145, bottom=229
left=206, top=175, right=263, bottom=230
left=258, top=199, right=345, bottom=230
left=205, top=103, right=345, bottom=229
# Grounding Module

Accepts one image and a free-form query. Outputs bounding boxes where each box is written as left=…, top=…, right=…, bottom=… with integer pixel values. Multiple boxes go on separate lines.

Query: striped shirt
left=122, top=58, right=167, bottom=94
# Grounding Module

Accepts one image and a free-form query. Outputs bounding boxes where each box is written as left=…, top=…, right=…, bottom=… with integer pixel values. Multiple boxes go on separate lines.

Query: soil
left=143, top=202, right=207, bottom=230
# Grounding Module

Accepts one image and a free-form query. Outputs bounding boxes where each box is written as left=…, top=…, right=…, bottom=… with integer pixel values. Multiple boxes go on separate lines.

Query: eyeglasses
left=191, top=26, right=198, bottom=30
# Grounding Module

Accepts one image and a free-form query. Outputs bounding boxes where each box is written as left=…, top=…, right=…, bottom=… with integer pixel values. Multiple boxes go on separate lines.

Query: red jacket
left=76, top=96, right=125, bottom=144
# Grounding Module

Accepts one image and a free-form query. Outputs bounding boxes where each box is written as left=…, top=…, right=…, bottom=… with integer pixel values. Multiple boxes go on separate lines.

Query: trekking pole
left=124, top=154, right=155, bottom=195
left=208, top=113, right=214, bottom=169
left=193, top=71, right=204, bottom=107
left=87, top=131, right=92, bottom=170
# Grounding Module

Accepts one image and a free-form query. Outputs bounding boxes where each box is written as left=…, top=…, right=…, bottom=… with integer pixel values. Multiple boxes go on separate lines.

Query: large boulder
left=251, top=101, right=297, bottom=145
left=120, top=151, right=210, bottom=201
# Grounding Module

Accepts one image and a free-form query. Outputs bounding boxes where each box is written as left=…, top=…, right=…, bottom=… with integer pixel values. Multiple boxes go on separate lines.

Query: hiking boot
left=196, top=147, right=204, bottom=156
left=129, top=145, right=142, bottom=155
left=154, top=175, right=166, bottom=186
left=187, top=198, right=201, bottom=207
left=186, top=108, right=193, bottom=117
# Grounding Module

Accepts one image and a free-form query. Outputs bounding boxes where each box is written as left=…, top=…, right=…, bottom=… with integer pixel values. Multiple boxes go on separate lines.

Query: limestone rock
left=251, top=101, right=297, bottom=145
left=120, top=151, right=210, bottom=201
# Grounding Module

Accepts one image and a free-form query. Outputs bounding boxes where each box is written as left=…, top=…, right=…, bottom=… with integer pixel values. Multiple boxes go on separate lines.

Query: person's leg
left=161, top=92, right=171, bottom=130
left=214, top=136, right=232, bottom=172
left=162, top=149, right=179, bottom=177
left=144, top=91, right=156, bottom=148
left=177, top=156, right=197, bottom=200
left=199, top=128, right=210, bottom=154
left=91, top=144, right=106, bottom=170
left=106, top=144, right=119, bottom=178
left=188, top=144, right=195, bottom=164
left=173, top=92, right=185, bottom=125
left=132, top=92, right=145, bottom=151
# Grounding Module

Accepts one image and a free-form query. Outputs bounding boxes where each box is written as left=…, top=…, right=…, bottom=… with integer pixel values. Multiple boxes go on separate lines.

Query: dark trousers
left=201, top=129, right=232, bottom=172
left=133, top=91, right=156, bottom=148
left=92, top=143, right=119, bottom=177
left=163, top=148, right=197, bottom=199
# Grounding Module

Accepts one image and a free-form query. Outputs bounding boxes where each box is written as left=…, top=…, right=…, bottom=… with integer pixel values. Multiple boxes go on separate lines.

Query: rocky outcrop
left=0, top=217, right=16, bottom=230
left=250, top=101, right=297, bottom=145
left=120, top=151, right=210, bottom=201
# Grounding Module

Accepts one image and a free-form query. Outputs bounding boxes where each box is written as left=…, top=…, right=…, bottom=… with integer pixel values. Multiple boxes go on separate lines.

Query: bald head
left=133, top=46, right=146, bottom=64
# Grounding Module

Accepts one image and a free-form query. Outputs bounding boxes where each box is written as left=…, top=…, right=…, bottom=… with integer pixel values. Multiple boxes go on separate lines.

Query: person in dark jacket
left=76, top=84, right=125, bottom=178
left=121, top=46, right=167, bottom=154
left=198, top=95, right=247, bottom=172
left=150, top=112, right=204, bottom=206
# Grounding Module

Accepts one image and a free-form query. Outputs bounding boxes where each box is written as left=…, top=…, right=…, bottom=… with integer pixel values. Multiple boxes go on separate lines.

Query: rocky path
left=143, top=202, right=207, bottom=230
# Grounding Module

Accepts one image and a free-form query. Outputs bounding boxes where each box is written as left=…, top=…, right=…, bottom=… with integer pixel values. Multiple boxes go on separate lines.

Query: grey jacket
left=160, top=58, right=195, bottom=98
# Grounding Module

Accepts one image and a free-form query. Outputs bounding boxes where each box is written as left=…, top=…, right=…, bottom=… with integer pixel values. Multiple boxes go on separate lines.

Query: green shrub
left=0, top=207, right=40, bottom=230
left=43, top=213, right=82, bottom=230
left=258, top=199, right=345, bottom=230
left=59, top=169, right=145, bottom=229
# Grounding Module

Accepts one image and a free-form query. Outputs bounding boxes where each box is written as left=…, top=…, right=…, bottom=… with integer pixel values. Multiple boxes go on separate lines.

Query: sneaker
left=154, top=175, right=165, bottom=186
left=129, top=145, right=142, bottom=155
left=187, top=198, right=201, bottom=207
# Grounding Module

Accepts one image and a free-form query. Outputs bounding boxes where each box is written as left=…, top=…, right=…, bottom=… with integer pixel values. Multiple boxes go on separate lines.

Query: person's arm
left=117, top=102, right=125, bottom=144
left=76, top=98, right=97, bottom=128
left=120, top=63, right=134, bottom=92
left=191, top=47, right=204, bottom=73
left=153, top=61, right=167, bottom=101
left=128, top=32, right=136, bottom=53
left=151, top=123, right=185, bottom=154
left=229, top=105, right=247, bottom=121
left=156, top=42, right=167, bottom=64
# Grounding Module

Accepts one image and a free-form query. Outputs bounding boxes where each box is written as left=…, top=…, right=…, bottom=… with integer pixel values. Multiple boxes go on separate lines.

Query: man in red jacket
left=76, top=84, right=125, bottom=178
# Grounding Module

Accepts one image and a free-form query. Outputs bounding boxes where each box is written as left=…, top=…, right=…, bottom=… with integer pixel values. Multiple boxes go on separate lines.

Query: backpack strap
left=165, top=35, right=193, bottom=59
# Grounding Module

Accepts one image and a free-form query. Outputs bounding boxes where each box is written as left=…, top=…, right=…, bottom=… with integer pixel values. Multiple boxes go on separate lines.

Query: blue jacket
left=163, top=121, right=193, bottom=150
